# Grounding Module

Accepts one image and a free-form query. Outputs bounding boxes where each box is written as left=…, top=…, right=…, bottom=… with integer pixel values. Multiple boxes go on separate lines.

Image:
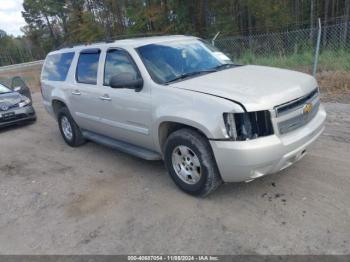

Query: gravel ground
left=0, top=93, right=349, bottom=255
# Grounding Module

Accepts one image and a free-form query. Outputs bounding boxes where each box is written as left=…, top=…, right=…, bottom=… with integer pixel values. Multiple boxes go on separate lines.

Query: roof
left=50, top=35, right=198, bottom=54
left=111, top=35, right=196, bottom=47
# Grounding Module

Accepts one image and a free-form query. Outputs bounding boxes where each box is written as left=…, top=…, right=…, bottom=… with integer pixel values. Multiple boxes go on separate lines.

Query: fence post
left=313, top=18, right=322, bottom=77
left=212, top=32, right=220, bottom=46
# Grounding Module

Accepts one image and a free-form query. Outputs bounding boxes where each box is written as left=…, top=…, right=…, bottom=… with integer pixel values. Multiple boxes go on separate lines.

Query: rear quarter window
left=42, top=52, right=75, bottom=81
left=76, top=50, right=100, bottom=85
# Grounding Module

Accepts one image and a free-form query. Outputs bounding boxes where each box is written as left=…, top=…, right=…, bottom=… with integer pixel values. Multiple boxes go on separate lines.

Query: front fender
left=151, top=87, right=244, bottom=152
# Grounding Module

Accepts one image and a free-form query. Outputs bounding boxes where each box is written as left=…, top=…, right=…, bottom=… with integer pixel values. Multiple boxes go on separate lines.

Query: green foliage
left=67, top=11, right=105, bottom=43
left=0, top=30, right=34, bottom=65
left=235, top=48, right=350, bottom=72
left=0, top=0, right=349, bottom=66
left=318, top=49, right=350, bottom=71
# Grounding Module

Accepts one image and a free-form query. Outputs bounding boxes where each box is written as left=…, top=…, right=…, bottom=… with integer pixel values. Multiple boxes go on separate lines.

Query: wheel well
left=158, top=122, right=207, bottom=152
left=52, top=100, right=67, bottom=116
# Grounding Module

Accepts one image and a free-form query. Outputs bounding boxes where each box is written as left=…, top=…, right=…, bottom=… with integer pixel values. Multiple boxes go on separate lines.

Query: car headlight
left=223, top=111, right=274, bottom=141
left=18, top=98, right=31, bottom=108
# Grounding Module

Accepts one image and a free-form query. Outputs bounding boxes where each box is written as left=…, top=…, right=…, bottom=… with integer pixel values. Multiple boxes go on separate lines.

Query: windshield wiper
left=165, top=69, right=216, bottom=84
left=213, top=63, right=236, bottom=71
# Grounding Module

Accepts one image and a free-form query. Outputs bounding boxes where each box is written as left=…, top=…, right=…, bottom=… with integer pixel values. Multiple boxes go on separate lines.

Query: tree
left=22, top=0, right=60, bottom=46
left=1, top=0, right=349, bottom=66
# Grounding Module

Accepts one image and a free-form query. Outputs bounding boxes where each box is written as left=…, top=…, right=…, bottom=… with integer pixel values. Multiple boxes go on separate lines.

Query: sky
left=0, top=0, right=26, bottom=36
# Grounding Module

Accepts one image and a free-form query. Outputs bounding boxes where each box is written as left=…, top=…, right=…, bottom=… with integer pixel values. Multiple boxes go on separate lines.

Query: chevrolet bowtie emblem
left=303, top=103, right=313, bottom=114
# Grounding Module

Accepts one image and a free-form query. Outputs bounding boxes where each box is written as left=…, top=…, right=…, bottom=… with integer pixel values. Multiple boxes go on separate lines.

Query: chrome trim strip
left=275, top=88, right=319, bottom=117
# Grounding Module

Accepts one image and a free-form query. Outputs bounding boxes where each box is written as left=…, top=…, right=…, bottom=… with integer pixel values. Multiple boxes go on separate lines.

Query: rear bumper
left=0, top=105, right=36, bottom=128
left=210, top=105, right=327, bottom=182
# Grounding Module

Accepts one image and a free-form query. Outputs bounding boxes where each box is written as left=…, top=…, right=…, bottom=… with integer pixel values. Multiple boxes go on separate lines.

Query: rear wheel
left=164, top=128, right=222, bottom=196
left=57, top=107, right=86, bottom=147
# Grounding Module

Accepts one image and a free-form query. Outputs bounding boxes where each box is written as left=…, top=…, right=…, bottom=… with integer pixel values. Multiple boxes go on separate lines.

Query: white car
left=41, top=35, right=326, bottom=196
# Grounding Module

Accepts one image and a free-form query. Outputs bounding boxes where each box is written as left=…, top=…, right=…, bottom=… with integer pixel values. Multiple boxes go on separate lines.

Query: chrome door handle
left=99, top=95, right=111, bottom=101
left=72, top=90, right=81, bottom=95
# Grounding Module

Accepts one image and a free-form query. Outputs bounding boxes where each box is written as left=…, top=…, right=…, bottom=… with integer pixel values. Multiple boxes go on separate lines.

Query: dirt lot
left=0, top=93, right=349, bottom=254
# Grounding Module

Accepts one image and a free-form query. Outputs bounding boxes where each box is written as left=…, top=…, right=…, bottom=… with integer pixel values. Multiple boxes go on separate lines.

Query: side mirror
left=109, top=73, right=143, bottom=92
left=13, top=86, right=22, bottom=92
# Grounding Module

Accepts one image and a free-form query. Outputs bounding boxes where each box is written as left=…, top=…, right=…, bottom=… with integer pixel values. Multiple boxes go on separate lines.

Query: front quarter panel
left=152, top=85, right=244, bottom=152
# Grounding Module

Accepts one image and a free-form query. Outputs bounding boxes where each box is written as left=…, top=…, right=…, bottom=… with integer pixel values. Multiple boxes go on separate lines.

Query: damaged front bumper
left=210, top=105, right=327, bottom=182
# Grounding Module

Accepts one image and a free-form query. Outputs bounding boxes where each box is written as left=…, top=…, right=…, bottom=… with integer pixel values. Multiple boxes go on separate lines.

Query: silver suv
left=41, top=35, right=326, bottom=196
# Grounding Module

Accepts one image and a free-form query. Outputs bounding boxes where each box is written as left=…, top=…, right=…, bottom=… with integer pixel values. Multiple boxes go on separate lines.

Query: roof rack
left=56, top=32, right=168, bottom=50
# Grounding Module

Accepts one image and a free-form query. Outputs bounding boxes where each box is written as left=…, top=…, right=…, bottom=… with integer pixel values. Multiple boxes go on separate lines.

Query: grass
left=235, top=49, right=350, bottom=72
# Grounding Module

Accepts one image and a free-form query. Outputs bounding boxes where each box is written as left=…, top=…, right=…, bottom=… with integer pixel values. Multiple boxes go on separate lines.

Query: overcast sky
left=0, top=0, right=25, bottom=36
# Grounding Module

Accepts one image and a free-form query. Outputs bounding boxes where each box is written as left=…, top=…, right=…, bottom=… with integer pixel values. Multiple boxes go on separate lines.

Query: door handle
left=72, top=90, right=81, bottom=95
left=99, top=94, right=111, bottom=101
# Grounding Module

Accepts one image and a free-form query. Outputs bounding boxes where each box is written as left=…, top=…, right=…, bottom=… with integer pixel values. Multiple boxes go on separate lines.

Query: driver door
left=96, top=48, right=154, bottom=150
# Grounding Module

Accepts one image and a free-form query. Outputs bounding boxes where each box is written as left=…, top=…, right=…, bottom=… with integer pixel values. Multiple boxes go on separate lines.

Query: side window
left=104, top=49, right=140, bottom=86
left=76, top=49, right=100, bottom=85
left=42, top=52, right=75, bottom=81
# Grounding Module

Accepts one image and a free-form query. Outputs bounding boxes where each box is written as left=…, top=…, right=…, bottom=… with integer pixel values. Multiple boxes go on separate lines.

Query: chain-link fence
left=1, top=20, right=349, bottom=74
left=213, top=21, right=350, bottom=74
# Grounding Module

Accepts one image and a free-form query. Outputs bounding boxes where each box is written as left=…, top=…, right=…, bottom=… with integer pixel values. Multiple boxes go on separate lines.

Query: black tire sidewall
left=57, top=108, right=77, bottom=146
left=164, top=133, right=212, bottom=196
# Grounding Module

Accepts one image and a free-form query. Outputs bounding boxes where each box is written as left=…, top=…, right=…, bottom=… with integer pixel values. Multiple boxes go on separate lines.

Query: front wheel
left=163, top=128, right=222, bottom=196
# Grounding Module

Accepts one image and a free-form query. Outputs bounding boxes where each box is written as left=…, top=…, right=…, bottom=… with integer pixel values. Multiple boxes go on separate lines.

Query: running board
left=82, top=130, right=162, bottom=161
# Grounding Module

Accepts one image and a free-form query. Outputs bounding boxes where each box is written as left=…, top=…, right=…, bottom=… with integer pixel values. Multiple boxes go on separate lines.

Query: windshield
left=0, top=83, right=11, bottom=94
left=137, top=39, right=233, bottom=84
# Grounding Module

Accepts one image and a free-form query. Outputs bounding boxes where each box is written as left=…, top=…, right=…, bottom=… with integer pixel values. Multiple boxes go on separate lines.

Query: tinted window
left=76, top=50, right=100, bottom=84
left=104, top=49, right=140, bottom=85
left=42, top=52, right=75, bottom=81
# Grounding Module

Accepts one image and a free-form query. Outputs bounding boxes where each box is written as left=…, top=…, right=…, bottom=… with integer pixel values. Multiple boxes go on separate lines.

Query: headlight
left=223, top=111, right=273, bottom=141
left=223, top=112, right=237, bottom=138
left=18, top=98, right=31, bottom=108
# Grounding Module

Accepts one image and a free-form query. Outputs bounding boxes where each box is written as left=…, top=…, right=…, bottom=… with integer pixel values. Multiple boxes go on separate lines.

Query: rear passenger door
left=68, top=48, right=106, bottom=133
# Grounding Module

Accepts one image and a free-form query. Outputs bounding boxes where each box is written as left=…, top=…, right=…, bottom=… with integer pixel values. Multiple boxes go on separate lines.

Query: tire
left=57, top=107, right=86, bottom=147
left=163, top=128, right=222, bottom=196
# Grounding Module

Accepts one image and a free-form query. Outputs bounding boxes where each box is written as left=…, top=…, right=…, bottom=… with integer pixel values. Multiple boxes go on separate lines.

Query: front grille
left=278, top=100, right=320, bottom=134
left=276, top=88, right=318, bottom=116
left=276, top=89, right=320, bottom=135
left=0, top=113, right=27, bottom=123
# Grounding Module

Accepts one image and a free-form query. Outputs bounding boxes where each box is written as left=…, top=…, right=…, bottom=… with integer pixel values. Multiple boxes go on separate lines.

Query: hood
left=0, top=92, right=22, bottom=110
left=170, top=65, right=318, bottom=111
